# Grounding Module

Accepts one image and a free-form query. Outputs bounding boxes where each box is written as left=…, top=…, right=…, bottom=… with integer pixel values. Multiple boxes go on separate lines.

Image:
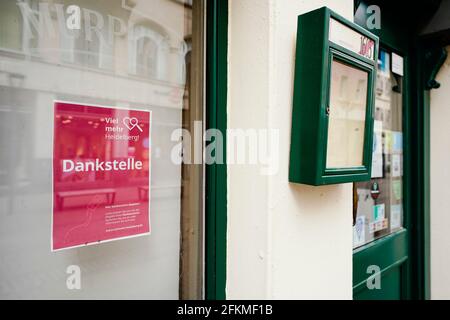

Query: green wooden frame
left=205, top=0, right=228, bottom=300
left=289, top=7, right=379, bottom=186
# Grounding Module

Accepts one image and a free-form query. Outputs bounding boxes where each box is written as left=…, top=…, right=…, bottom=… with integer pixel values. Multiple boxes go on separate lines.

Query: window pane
left=0, top=0, right=204, bottom=299
left=326, top=59, right=368, bottom=168
left=353, top=49, right=403, bottom=249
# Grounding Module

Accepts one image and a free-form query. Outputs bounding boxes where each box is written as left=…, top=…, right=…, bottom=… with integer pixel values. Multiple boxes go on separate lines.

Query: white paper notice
left=392, top=154, right=401, bottom=177
left=371, top=120, right=383, bottom=178
left=390, top=204, right=402, bottom=230
left=353, top=216, right=365, bottom=248
left=392, top=131, right=403, bottom=153
left=392, top=52, right=404, bottom=76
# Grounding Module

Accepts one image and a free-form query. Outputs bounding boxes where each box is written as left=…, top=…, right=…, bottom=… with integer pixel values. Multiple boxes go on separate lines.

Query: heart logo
left=122, top=117, right=135, bottom=130
left=123, top=117, right=143, bottom=132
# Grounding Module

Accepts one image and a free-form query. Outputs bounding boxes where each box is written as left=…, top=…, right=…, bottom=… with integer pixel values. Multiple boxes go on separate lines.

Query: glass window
left=0, top=0, right=205, bottom=299
left=353, top=49, right=403, bottom=249
left=326, top=59, right=368, bottom=168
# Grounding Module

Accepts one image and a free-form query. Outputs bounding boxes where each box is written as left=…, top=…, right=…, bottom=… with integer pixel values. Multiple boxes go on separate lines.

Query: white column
left=227, top=0, right=354, bottom=299
left=430, top=46, right=450, bottom=300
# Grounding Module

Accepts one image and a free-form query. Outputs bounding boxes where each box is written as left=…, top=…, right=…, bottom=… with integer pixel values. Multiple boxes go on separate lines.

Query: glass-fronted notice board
left=289, top=7, right=378, bottom=186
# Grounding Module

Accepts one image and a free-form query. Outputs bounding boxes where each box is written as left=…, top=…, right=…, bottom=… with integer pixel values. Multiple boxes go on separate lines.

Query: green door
left=352, top=46, right=408, bottom=300
left=352, top=1, right=421, bottom=300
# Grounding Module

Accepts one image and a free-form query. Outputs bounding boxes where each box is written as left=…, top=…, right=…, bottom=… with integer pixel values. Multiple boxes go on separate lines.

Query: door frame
left=205, top=0, right=228, bottom=300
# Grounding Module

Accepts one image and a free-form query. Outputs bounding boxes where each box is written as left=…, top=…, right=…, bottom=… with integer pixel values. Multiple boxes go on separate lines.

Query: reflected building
left=0, top=0, right=202, bottom=299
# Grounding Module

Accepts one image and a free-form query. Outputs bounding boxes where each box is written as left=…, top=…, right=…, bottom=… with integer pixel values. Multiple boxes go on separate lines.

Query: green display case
left=289, top=7, right=379, bottom=185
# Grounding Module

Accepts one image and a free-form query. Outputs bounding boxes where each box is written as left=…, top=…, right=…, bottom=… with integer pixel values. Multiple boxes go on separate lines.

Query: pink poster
left=52, top=101, right=151, bottom=251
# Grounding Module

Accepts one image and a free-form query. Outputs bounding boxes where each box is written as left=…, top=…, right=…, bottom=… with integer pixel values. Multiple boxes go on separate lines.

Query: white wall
left=430, top=46, right=450, bottom=300
left=227, top=0, right=354, bottom=299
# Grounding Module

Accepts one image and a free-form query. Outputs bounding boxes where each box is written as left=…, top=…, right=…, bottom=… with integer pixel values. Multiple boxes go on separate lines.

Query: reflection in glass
left=326, top=59, right=368, bottom=168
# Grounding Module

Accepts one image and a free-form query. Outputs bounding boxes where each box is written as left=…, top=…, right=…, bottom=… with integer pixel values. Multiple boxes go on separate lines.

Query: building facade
left=0, top=0, right=449, bottom=300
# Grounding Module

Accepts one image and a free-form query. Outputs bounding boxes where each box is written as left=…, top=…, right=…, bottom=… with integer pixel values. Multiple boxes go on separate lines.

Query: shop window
left=0, top=0, right=205, bottom=299
left=353, top=49, right=404, bottom=249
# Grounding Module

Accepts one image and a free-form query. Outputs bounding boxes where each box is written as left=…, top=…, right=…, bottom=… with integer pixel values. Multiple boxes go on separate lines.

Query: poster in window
left=52, top=101, right=151, bottom=251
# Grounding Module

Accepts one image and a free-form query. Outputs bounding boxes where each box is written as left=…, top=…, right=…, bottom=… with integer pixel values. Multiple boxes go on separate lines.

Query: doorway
left=352, top=0, right=436, bottom=300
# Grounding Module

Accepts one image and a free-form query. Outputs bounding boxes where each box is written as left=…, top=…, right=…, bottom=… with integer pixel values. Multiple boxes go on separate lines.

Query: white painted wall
left=430, top=46, right=450, bottom=300
left=227, top=0, right=354, bottom=299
